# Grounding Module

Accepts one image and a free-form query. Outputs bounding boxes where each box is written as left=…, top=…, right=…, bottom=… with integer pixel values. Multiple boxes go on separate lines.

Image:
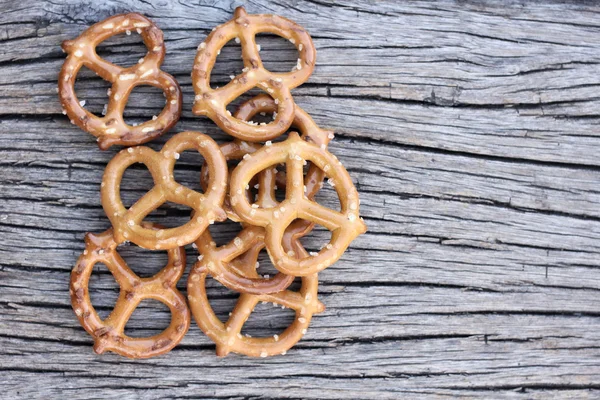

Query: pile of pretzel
left=60, top=7, right=366, bottom=359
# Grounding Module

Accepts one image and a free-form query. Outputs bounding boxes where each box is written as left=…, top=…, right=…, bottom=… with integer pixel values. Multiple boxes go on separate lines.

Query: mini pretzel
left=194, top=161, right=296, bottom=295
left=192, top=7, right=316, bottom=141
left=188, top=220, right=324, bottom=357
left=197, top=108, right=332, bottom=293
left=102, top=131, right=227, bottom=249
left=230, top=132, right=367, bottom=276
left=70, top=224, right=189, bottom=358
left=58, top=13, right=182, bottom=149
left=199, top=94, right=333, bottom=221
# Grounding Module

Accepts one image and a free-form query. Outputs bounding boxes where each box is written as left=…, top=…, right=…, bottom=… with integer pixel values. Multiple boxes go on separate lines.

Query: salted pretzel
left=58, top=13, right=182, bottom=149
left=70, top=224, right=189, bottom=358
left=192, top=7, right=316, bottom=141
left=102, top=131, right=227, bottom=250
left=199, top=93, right=333, bottom=221
left=195, top=161, right=293, bottom=295
left=230, top=132, right=367, bottom=276
left=188, top=219, right=324, bottom=357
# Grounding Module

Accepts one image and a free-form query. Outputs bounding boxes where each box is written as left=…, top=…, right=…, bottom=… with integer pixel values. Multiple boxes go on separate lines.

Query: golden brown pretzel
left=192, top=7, right=316, bottom=141
left=188, top=220, right=325, bottom=357
left=101, top=131, right=227, bottom=249
left=70, top=224, right=189, bottom=358
left=230, top=132, right=367, bottom=276
left=58, top=13, right=182, bottom=149
left=195, top=161, right=292, bottom=295
left=199, top=94, right=333, bottom=222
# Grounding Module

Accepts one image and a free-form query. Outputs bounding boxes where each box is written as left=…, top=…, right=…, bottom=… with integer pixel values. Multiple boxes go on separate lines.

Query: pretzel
left=188, top=219, right=325, bottom=357
left=191, top=7, right=316, bottom=141
left=58, top=13, right=182, bottom=149
left=199, top=94, right=333, bottom=221
left=70, top=224, right=189, bottom=358
left=195, top=160, right=294, bottom=295
left=102, top=131, right=227, bottom=249
left=230, top=132, right=367, bottom=276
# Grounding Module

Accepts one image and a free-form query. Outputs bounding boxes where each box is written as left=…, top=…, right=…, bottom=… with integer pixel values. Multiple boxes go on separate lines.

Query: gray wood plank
left=2, top=0, right=600, bottom=399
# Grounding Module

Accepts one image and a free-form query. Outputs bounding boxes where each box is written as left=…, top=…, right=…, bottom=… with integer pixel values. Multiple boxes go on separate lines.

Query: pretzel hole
left=142, top=202, right=194, bottom=229
left=209, top=39, right=244, bottom=89
left=120, top=164, right=155, bottom=208
left=240, top=300, right=296, bottom=338
left=225, top=87, right=266, bottom=119
left=296, top=222, right=333, bottom=258
left=96, top=31, right=149, bottom=69
left=88, top=262, right=121, bottom=320
left=288, top=276, right=302, bottom=292
left=118, top=244, right=169, bottom=278
left=123, top=85, right=168, bottom=127
left=255, top=248, right=280, bottom=279
left=245, top=164, right=287, bottom=205
left=73, top=66, right=111, bottom=117
left=205, top=275, right=240, bottom=324
left=208, top=219, right=244, bottom=248
left=255, top=33, right=300, bottom=73
left=172, top=149, right=206, bottom=195
left=310, top=171, right=342, bottom=213
left=124, top=299, right=172, bottom=338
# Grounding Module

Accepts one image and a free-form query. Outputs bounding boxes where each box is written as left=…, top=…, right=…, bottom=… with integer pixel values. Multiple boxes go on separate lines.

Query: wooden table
left=2, top=1, right=600, bottom=398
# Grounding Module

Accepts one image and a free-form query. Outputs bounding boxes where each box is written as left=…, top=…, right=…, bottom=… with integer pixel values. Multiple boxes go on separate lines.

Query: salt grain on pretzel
left=230, top=132, right=367, bottom=276
left=70, top=224, right=189, bottom=358
left=187, top=219, right=324, bottom=357
left=102, top=131, right=227, bottom=249
left=191, top=7, right=316, bottom=142
left=58, top=13, right=182, bottom=149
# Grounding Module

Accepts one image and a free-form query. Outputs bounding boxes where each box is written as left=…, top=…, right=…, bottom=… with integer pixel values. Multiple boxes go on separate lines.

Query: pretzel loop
left=192, top=7, right=316, bottom=141
left=58, top=13, right=182, bottom=149
left=188, top=220, right=324, bottom=357
left=102, top=131, right=227, bottom=249
left=70, top=225, right=190, bottom=358
left=230, top=133, right=367, bottom=276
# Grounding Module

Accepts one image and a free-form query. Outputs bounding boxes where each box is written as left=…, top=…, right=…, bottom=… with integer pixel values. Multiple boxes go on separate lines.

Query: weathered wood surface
left=2, top=0, right=600, bottom=398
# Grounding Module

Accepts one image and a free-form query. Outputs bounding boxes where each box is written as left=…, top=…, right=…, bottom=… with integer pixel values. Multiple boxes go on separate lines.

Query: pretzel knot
left=58, top=13, right=182, bottom=149
left=70, top=225, right=190, bottom=358
left=192, top=7, right=316, bottom=142
left=102, top=131, right=228, bottom=250
left=188, top=220, right=325, bottom=357
left=230, top=132, right=367, bottom=276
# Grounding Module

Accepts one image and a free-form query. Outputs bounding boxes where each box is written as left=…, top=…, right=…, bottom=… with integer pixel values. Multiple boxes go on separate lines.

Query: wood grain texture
left=2, top=0, right=600, bottom=399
